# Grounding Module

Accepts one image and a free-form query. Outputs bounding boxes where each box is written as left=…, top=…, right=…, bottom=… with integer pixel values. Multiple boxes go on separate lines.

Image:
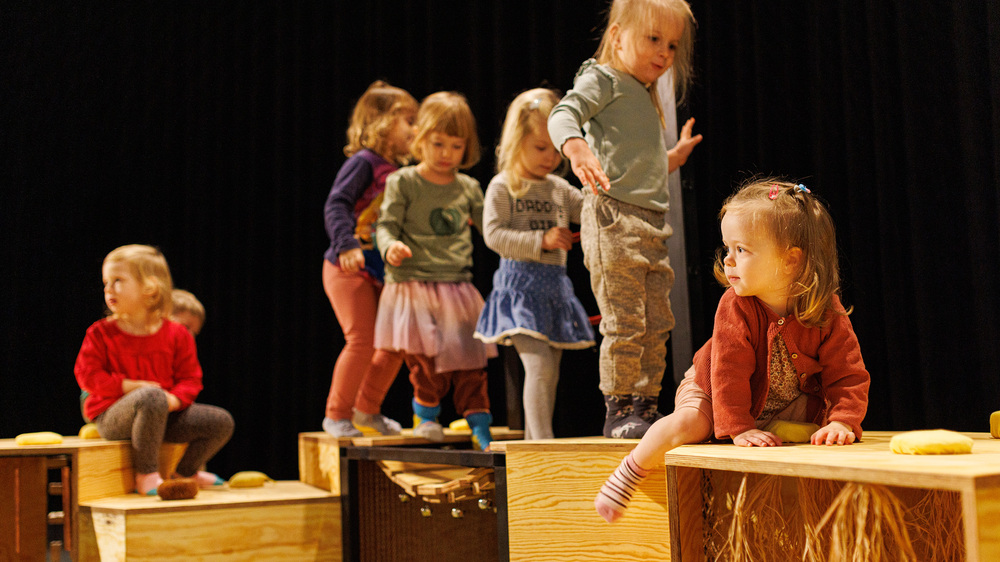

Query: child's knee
left=134, top=386, right=170, bottom=413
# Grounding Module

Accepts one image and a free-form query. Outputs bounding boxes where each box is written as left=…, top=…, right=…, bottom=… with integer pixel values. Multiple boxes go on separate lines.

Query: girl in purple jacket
left=321, top=81, right=417, bottom=437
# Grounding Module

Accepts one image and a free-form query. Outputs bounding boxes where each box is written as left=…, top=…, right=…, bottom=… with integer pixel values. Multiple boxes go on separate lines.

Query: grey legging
left=95, top=386, right=234, bottom=476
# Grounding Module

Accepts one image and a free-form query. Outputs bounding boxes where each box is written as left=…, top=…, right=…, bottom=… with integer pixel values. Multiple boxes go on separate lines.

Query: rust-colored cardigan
left=693, top=289, right=870, bottom=440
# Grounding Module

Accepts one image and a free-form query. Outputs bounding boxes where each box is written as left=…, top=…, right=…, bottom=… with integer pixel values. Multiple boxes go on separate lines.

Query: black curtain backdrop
left=2, top=2, right=997, bottom=480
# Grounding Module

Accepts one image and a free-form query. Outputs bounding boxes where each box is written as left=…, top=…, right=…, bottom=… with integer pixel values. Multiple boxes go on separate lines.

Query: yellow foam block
left=764, top=420, right=820, bottom=443
left=79, top=423, right=101, bottom=439
left=449, top=418, right=469, bottom=431
left=890, top=429, right=973, bottom=455
left=15, top=431, right=63, bottom=445
left=991, top=411, right=1000, bottom=439
left=228, top=471, right=274, bottom=488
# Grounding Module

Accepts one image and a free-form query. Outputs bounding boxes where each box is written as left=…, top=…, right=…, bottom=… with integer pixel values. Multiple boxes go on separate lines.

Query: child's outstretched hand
left=561, top=138, right=609, bottom=194
left=385, top=241, right=412, bottom=267
left=667, top=117, right=703, bottom=173
left=810, top=421, right=856, bottom=445
left=338, top=248, right=365, bottom=273
left=733, top=428, right=783, bottom=447
left=542, top=226, right=573, bottom=251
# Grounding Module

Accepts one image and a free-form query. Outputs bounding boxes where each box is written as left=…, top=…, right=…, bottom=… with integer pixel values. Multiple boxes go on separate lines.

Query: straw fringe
left=698, top=474, right=964, bottom=561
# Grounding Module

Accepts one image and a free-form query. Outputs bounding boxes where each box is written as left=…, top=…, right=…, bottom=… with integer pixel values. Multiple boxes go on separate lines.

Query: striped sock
left=594, top=452, right=649, bottom=523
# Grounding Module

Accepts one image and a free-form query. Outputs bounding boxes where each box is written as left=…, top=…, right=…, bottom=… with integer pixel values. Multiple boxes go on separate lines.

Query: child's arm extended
left=376, top=172, right=411, bottom=266
left=667, top=117, right=703, bottom=173
left=561, top=138, right=610, bottom=195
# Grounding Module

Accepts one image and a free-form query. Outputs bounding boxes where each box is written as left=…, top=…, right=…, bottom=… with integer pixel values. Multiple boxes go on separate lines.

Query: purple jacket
left=323, top=149, right=396, bottom=281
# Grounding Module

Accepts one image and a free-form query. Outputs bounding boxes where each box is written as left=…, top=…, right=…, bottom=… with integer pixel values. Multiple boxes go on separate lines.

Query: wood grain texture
left=505, top=442, right=670, bottom=562
left=664, top=431, right=1000, bottom=562
left=80, top=481, right=341, bottom=561
left=663, top=431, right=1000, bottom=491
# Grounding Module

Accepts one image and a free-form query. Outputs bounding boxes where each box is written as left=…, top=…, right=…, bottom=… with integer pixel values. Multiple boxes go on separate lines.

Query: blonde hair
left=410, top=91, right=481, bottom=170
left=103, top=244, right=173, bottom=321
left=595, top=0, right=696, bottom=124
left=713, top=179, right=847, bottom=328
left=344, top=80, right=418, bottom=164
left=496, top=88, right=564, bottom=198
left=171, top=289, right=205, bottom=324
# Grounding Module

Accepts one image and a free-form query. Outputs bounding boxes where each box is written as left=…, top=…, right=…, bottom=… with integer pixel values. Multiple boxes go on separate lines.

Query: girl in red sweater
left=75, top=245, right=233, bottom=496
left=595, top=179, right=870, bottom=523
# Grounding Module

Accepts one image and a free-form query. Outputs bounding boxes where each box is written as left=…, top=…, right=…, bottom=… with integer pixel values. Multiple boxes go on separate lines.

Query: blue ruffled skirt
left=475, top=259, right=595, bottom=349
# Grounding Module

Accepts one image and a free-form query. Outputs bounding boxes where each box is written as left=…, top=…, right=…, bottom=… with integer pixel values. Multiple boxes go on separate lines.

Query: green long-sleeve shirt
left=376, top=166, right=484, bottom=283
left=548, top=59, right=670, bottom=213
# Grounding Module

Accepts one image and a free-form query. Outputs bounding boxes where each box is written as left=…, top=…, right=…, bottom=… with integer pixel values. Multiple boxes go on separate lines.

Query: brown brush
left=158, top=478, right=199, bottom=500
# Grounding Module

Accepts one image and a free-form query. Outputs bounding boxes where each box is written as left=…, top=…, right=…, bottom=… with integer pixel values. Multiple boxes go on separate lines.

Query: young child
left=171, top=289, right=205, bottom=337
left=74, top=245, right=234, bottom=496
left=548, top=0, right=704, bottom=439
left=322, top=80, right=418, bottom=438
left=374, top=91, right=496, bottom=450
left=594, top=180, right=871, bottom=523
left=474, top=88, right=595, bottom=440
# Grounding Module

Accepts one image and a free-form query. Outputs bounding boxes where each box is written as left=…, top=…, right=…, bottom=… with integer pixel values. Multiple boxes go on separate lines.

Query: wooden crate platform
left=78, top=481, right=341, bottom=561
left=665, top=431, right=1000, bottom=561
left=503, top=438, right=670, bottom=561
left=299, top=426, right=523, bottom=495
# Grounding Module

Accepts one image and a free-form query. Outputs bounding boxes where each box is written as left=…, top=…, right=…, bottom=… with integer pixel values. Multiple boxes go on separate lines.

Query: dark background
left=2, top=1, right=998, bottom=480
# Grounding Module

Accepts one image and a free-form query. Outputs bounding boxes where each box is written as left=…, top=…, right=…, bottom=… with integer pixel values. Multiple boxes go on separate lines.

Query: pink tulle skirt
left=374, top=281, right=497, bottom=374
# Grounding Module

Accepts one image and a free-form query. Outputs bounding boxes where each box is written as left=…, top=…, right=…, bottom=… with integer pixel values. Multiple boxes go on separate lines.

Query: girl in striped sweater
left=475, top=88, right=595, bottom=440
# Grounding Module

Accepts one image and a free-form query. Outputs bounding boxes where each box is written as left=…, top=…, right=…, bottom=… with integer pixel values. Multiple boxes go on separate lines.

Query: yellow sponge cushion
left=991, top=411, right=1000, bottom=439
left=764, top=420, right=820, bottom=443
left=15, top=432, right=63, bottom=446
left=890, top=429, right=973, bottom=455
left=228, top=471, right=274, bottom=488
left=79, top=423, right=101, bottom=439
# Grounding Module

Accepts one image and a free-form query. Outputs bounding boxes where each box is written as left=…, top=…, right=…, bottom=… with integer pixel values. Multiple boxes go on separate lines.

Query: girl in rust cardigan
left=595, top=179, right=871, bottom=523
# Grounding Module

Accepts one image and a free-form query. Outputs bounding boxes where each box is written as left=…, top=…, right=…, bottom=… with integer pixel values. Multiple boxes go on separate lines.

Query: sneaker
left=413, top=420, right=445, bottom=442
left=353, top=410, right=402, bottom=436
left=323, top=417, right=363, bottom=438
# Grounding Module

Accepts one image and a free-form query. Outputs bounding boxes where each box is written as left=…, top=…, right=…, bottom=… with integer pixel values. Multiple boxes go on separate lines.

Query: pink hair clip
left=768, top=184, right=780, bottom=200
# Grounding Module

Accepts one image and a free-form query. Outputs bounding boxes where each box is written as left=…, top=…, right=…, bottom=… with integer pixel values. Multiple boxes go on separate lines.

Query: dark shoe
left=633, top=394, right=665, bottom=424
left=602, top=394, right=650, bottom=439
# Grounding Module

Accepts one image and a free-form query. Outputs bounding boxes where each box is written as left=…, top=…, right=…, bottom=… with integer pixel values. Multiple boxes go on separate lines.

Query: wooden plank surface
left=81, top=480, right=335, bottom=512
left=83, top=490, right=341, bottom=561
left=663, top=431, right=1000, bottom=491
left=505, top=442, right=670, bottom=561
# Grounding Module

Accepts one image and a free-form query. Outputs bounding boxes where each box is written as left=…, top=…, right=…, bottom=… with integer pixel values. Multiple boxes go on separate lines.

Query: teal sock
left=412, top=399, right=441, bottom=425
left=465, top=411, right=493, bottom=450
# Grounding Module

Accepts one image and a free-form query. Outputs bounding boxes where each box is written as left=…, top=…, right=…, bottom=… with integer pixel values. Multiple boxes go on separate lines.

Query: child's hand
left=338, top=248, right=365, bottom=273
left=810, top=421, right=856, bottom=445
left=562, top=138, right=609, bottom=194
left=542, top=227, right=573, bottom=251
left=733, top=428, right=783, bottom=447
left=667, top=117, right=703, bottom=173
left=122, top=379, right=161, bottom=394
left=385, top=241, right=412, bottom=267
left=165, top=392, right=182, bottom=412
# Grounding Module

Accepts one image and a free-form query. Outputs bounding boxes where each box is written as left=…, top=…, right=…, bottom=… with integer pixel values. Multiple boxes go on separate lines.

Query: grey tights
left=95, top=386, right=234, bottom=476
left=512, top=335, right=563, bottom=440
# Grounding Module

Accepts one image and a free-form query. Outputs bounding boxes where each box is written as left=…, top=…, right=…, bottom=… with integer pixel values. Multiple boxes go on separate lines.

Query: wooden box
left=298, top=427, right=524, bottom=496
left=664, top=431, right=1000, bottom=561
left=503, top=438, right=670, bottom=561
left=78, top=481, right=341, bottom=561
